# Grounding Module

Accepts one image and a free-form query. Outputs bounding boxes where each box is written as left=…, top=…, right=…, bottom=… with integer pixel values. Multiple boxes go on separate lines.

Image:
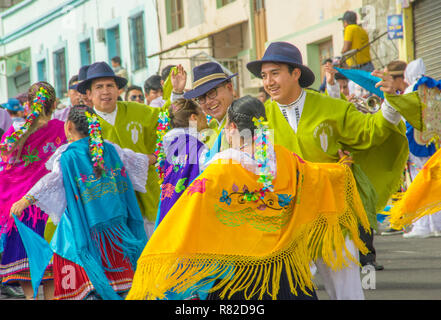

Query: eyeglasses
left=195, top=83, right=226, bottom=104
left=130, top=95, right=144, bottom=101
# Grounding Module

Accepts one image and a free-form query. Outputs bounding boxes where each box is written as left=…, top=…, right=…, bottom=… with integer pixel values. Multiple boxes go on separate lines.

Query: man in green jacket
left=246, top=42, right=423, bottom=300
left=78, top=62, right=160, bottom=239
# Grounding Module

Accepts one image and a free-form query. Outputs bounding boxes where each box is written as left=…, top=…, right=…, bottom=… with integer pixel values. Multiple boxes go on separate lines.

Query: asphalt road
left=315, top=230, right=441, bottom=300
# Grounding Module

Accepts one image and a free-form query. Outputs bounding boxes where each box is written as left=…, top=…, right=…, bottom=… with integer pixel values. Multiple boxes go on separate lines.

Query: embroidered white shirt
left=277, top=89, right=306, bottom=133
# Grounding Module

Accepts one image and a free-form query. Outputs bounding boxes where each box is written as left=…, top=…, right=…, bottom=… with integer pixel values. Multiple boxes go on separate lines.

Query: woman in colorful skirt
left=11, top=105, right=153, bottom=300
left=127, top=96, right=371, bottom=301
left=155, top=98, right=209, bottom=227
left=0, top=82, right=67, bottom=299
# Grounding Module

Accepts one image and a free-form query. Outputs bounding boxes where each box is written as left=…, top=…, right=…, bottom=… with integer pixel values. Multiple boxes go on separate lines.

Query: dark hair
left=67, top=105, right=105, bottom=178
left=161, top=65, right=176, bottom=81
left=228, top=95, right=267, bottom=135
left=69, top=75, right=79, bottom=88
left=258, top=87, right=270, bottom=100
left=335, top=73, right=348, bottom=81
left=124, top=85, right=144, bottom=101
left=168, top=99, right=201, bottom=129
left=111, top=56, right=121, bottom=65
left=144, top=75, right=163, bottom=94
left=387, top=60, right=407, bottom=79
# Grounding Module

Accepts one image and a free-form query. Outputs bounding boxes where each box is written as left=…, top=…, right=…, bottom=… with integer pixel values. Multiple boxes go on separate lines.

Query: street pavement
left=2, top=225, right=441, bottom=301
left=315, top=228, right=441, bottom=300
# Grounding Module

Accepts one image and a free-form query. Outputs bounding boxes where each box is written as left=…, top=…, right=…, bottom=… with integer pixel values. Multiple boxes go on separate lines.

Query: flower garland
left=252, top=117, right=275, bottom=200
left=85, top=111, right=105, bottom=172
left=0, top=87, right=47, bottom=155
left=155, top=110, right=171, bottom=184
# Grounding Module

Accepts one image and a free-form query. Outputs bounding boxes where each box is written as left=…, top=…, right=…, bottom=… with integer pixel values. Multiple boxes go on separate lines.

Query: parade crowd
left=0, top=10, right=440, bottom=301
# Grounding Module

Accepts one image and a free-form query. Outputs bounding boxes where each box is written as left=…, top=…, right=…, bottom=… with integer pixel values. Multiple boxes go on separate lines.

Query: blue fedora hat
left=184, top=62, right=238, bottom=100
left=1, top=98, right=24, bottom=112
left=69, top=65, right=90, bottom=90
left=247, top=42, right=315, bottom=88
left=77, top=61, right=128, bottom=94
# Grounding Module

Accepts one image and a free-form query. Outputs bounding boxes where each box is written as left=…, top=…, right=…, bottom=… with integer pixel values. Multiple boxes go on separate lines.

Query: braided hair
left=1, top=82, right=56, bottom=158
left=227, top=95, right=267, bottom=136
left=67, top=105, right=105, bottom=178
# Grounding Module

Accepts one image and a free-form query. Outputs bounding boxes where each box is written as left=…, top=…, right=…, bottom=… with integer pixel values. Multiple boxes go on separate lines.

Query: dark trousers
left=207, top=265, right=318, bottom=301
left=359, top=225, right=376, bottom=266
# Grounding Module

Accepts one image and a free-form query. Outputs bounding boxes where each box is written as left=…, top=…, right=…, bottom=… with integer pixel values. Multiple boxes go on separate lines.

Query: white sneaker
left=403, top=230, right=433, bottom=239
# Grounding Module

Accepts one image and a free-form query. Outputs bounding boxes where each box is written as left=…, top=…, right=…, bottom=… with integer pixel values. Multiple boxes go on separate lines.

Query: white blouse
left=28, top=140, right=150, bottom=225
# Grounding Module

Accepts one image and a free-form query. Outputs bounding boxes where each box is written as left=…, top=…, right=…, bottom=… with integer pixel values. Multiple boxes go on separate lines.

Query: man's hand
left=338, top=149, right=354, bottom=167
left=10, top=198, right=31, bottom=219
left=148, top=154, right=158, bottom=166
left=372, top=70, right=397, bottom=95
left=171, top=64, right=187, bottom=94
left=324, top=63, right=338, bottom=85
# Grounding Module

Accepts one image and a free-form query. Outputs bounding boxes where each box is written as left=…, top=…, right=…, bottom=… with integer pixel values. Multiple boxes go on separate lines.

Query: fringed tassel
left=390, top=200, right=441, bottom=230
left=90, top=218, right=145, bottom=273
left=126, top=234, right=316, bottom=301
left=307, top=165, right=370, bottom=270
left=126, top=166, right=371, bottom=301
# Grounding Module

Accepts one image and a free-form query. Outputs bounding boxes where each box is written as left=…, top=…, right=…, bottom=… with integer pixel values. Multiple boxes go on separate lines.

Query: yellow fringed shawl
left=127, top=145, right=370, bottom=300
left=389, top=148, right=441, bottom=230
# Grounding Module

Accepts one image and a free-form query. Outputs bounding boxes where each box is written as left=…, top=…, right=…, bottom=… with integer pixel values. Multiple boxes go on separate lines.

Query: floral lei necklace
left=85, top=111, right=105, bottom=173
left=251, top=116, right=275, bottom=200
left=155, top=110, right=171, bottom=184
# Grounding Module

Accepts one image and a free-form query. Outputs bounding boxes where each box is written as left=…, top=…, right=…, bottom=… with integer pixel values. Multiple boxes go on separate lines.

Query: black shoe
left=0, top=284, right=26, bottom=299
left=362, top=261, right=384, bottom=271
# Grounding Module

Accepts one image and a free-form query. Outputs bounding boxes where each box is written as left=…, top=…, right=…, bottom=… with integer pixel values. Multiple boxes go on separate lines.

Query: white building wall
left=0, top=0, right=161, bottom=101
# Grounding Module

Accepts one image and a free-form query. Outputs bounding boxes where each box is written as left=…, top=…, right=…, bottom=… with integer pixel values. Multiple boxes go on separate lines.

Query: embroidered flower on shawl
left=43, top=142, right=56, bottom=154
left=220, top=190, right=232, bottom=206
left=161, top=183, right=175, bottom=201
left=22, top=146, right=41, bottom=167
left=277, top=194, right=293, bottom=208
left=187, top=178, right=207, bottom=196
left=175, top=178, right=188, bottom=194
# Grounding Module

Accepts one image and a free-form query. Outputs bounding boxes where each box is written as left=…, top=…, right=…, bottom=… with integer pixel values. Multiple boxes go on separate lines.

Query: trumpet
left=350, top=95, right=382, bottom=114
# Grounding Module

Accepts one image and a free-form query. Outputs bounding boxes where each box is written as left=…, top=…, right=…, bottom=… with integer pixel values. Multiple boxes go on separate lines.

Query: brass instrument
left=351, top=95, right=382, bottom=114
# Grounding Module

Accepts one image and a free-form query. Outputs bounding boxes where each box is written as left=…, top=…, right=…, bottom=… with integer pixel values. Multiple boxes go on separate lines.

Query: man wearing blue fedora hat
left=77, top=61, right=163, bottom=238
left=246, top=41, right=425, bottom=300
left=171, top=62, right=237, bottom=148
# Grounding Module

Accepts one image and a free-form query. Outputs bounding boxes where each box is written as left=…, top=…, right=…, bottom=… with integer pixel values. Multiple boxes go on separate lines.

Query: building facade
left=0, top=0, right=161, bottom=102
left=1, top=0, right=439, bottom=103
left=154, top=0, right=367, bottom=94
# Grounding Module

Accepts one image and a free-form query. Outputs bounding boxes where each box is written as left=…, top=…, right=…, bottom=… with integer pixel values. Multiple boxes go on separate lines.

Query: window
left=166, top=0, right=184, bottom=33
left=106, top=26, right=121, bottom=63
left=0, top=0, right=23, bottom=10
left=79, top=38, right=92, bottom=66
left=53, top=48, right=68, bottom=98
left=37, top=59, right=47, bottom=82
left=129, top=13, right=147, bottom=71
left=217, top=0, right=235, bottom=8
